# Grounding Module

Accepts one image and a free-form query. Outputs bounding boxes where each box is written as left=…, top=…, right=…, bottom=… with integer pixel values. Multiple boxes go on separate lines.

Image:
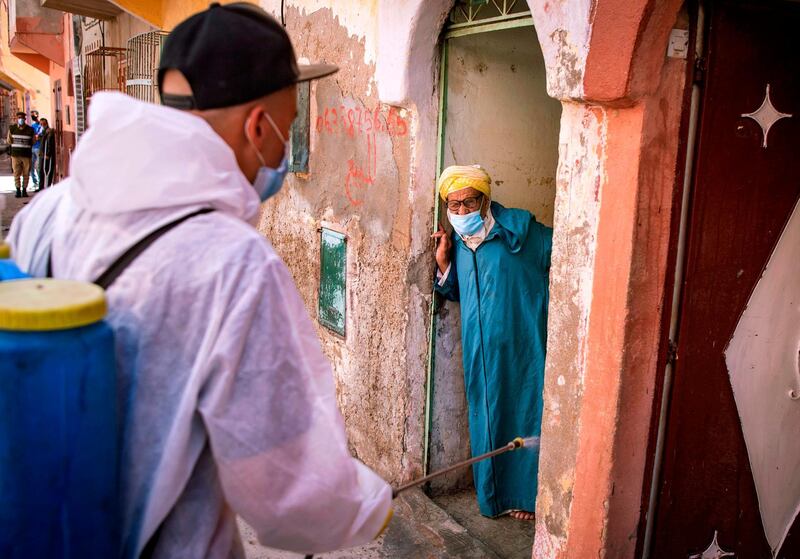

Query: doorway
left=425, top=1, right=561, bottom=556
left=647, top=1, right=800, bottom=557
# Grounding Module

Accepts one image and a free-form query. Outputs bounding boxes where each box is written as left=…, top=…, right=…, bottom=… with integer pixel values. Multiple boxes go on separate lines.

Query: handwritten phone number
left=316, top=106, right=408, bottom=138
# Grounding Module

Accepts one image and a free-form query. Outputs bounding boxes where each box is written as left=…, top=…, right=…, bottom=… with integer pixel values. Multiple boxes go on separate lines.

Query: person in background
left=7, top=111, right=34, bottom=198
left=432, top=164, right=552, bottom=522
left=37, top=118, right=56, bottom=189
left=8, top=4, right=392, bottom=558
left=30, top=110, right=41, bottom=189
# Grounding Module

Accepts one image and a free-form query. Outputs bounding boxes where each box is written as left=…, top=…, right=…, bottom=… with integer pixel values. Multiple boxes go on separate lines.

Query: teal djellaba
left=435, top=165, right=551, bottom=518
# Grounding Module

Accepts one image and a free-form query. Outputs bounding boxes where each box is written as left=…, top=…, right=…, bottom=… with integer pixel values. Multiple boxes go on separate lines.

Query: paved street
left=0, top=151, right=37, bottom=241
left=240, top=489, right=504, bottom=559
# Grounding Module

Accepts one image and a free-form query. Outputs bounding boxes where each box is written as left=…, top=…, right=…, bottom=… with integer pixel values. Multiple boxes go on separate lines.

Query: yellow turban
left=437, top=165, right=492, bottom=201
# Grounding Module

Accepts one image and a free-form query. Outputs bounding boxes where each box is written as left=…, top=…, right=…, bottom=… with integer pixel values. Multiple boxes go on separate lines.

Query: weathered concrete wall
left=599, top=53, right=686, bottom=558
left=529, top=0, right=592, bottom=101
left=252, top=0, right=459, bottom=488
left=532, top=102, right=606, bottom=558
left=256, top=2, right=423, bottom=485
left=428, top=301, right=471, bottom=494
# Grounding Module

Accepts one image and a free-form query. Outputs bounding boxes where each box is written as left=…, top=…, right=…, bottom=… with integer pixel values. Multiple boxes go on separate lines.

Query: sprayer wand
left=392, top=436, right=538, bottom=498
left=303, top=436, right=538, bottom=559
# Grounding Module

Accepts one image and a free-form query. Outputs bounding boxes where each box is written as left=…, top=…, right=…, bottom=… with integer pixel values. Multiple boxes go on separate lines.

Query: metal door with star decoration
left=649, top=0, right=800, bottom=557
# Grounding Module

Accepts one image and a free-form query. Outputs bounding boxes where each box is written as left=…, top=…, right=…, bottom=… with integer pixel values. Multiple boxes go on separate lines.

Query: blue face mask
left=245, top=112, right=290, bottom=202
left=17, top=119, right=24, bottom=126
left=253, top=147, right=289, bottom=202
left=448, top=208, right=485, bottom=236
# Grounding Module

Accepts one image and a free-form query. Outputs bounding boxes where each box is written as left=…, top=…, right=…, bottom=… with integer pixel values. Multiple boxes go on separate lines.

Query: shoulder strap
left=47, top=208, right=214, bottom=288
left=94, top=208, right=214, bottom=289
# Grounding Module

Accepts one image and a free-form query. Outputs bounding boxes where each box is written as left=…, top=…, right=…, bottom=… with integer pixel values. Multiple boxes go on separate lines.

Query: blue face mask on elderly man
left=448, top=202, right=486, bottom=236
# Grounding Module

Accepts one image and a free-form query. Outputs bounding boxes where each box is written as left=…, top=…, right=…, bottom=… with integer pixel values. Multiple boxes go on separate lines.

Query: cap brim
left=297, top=63, right=339, bottom=82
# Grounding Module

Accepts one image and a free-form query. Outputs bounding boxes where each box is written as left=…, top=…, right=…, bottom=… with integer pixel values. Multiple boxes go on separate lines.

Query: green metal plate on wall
left=319, top=228, right=346, bottom=335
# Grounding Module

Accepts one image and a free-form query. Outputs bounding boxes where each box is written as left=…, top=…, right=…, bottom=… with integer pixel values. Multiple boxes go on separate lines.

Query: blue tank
left=0, top=276, right=119, bottom=558
left=0, top=258, right=27, bottom=280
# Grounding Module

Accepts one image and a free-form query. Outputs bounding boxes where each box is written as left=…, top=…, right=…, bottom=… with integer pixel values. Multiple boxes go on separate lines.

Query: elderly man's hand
left=432, top=224, right=452, bottom=274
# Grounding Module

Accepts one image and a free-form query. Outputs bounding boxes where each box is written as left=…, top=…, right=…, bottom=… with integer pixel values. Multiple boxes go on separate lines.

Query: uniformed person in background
left=7, top=111, right=35, bottom=198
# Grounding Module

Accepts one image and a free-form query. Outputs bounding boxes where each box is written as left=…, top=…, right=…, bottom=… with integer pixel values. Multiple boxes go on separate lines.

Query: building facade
left=0, top=0, right=51, bottom=144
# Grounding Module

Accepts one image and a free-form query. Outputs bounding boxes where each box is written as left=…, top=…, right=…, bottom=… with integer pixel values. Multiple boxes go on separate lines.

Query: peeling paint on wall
left=530, top=0, right=593, bottom=100
left=533, top=102, right=606, bottom=555
left=258, top=6, right=416, bottom=484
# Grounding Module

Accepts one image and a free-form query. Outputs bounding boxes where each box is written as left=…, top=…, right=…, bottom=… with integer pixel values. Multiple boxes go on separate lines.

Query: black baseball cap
left=158, top=2, right=338, bottom=110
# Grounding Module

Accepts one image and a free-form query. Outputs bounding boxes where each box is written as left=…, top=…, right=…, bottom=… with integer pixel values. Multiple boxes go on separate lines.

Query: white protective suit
left=8, top=92, right=392, bottom=559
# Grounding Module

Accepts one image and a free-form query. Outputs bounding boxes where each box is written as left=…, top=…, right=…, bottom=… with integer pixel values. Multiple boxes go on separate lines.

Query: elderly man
left=432, top=164, right=552, bottom=521
left=9, top=4, right=391, bottom=558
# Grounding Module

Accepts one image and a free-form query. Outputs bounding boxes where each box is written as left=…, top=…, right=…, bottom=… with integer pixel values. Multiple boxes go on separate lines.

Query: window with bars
left=126, top=31, right=169, bottom=104
left=84, top=46, right=127, bottom=103
left=448, top=0, right=531, bottom=27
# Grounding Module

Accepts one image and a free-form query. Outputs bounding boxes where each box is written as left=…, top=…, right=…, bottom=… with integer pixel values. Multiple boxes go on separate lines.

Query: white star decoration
left=741, top=84, right=793, bottom=148
left=689, top=531, right=735, bottom=559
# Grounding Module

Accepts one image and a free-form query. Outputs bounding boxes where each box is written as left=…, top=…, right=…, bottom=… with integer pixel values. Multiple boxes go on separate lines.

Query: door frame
left=423, top=1, right=537, bottom=474
left=639, top=0, right=706, bottom=556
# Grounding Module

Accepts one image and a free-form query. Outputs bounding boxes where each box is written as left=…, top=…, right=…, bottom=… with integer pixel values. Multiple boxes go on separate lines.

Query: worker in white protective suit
left=7, top=4, right=392, bottom=558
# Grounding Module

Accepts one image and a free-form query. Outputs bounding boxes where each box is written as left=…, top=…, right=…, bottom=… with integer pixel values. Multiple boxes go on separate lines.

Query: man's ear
left=243, top=105, right=265, bottom=145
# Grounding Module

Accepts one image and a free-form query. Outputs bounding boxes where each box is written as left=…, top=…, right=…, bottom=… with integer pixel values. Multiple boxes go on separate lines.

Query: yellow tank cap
left=0, top=279, right=107, bottom=331
left=0, top=243, right=10, bottom=259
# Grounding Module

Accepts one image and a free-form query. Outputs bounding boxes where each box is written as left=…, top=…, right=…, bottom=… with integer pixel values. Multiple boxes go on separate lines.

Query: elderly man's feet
left=509, top=510, right=535, bottom=521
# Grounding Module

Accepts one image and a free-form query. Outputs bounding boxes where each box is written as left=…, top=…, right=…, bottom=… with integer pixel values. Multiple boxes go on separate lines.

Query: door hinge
left=693, top=56, right=706, bottom=84
left=667, top=340, right=679, bottom=366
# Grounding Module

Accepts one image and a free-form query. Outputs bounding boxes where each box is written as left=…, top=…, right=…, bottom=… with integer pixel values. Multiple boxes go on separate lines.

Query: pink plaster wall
left=584, top=0, right=685, bottom=104
left=604, top=56, right=687, bottom=556
left=532, top=1, right=688, bottom=557
left=565, top=54, right=685, bottom=557
left=568, top=104, right=646, bottom=558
